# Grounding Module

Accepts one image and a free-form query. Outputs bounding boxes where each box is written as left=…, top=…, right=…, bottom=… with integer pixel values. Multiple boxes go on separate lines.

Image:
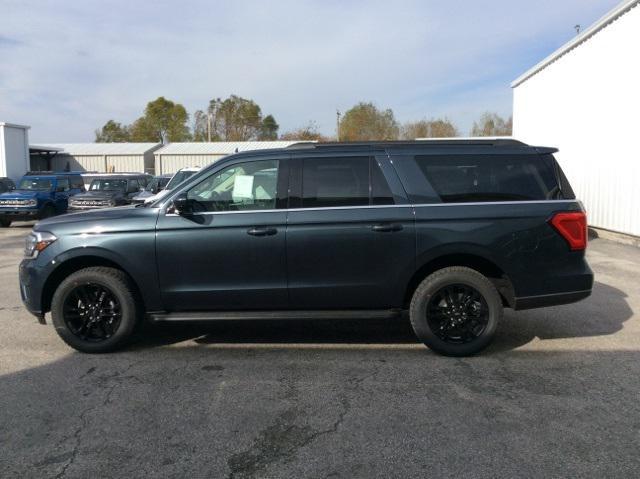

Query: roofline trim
left=511, top=0, right=639, bottom=88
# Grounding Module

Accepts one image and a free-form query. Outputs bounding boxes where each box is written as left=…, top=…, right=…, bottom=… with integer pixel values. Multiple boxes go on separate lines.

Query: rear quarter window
left=402, top=155, right=560, bottom=203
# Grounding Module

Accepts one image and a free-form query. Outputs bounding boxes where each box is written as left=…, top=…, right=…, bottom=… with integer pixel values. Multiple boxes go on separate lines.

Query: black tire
left=51, top=267, right=140, bottom=353
left=39, top=204, right=56, bottom=220
left=409, top=266, right=503, bottom=356
left=0, top=217, right=10, bottom=228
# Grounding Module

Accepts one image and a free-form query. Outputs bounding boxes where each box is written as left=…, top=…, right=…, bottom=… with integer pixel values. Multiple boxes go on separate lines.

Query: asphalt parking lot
left=1, top=223, right=639, bottom=478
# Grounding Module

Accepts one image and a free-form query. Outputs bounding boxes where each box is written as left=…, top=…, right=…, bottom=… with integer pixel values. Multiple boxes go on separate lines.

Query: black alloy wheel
left=426, top=284, right=489, bottom=344
left=62, top=282, right=122, bottom=342
left=51, top=266, right=140, bottom=353
left=409, top=266, right=503, bottom=356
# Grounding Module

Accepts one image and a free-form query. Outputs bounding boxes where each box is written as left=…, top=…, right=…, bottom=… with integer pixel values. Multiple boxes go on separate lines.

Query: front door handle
left=371, top=223, right=403, bottom=233
left=247, top=227, right=277, bottom=236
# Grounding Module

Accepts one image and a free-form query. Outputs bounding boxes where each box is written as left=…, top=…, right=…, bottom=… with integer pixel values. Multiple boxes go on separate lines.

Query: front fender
left=39, top=241, right=162, bottom=313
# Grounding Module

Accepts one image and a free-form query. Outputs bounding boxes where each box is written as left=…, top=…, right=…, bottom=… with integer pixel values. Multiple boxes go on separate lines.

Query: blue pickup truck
left=0, top=173, right=85, bottom=227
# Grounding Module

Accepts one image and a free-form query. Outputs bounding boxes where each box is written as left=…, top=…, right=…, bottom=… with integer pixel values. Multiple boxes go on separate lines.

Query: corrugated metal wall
left=154, top=154, right=224, bottom=175
left=513, top=4, right=640, bottom=237
left=51, top=154, right=149, bottom=173
left=52, top=154, right=104, bottom=172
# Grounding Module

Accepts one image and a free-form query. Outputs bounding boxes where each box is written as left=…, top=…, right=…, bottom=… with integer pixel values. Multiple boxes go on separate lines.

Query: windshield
left=166, top=170, right=197, bottom=190
left=18, top=178, right=53, bottom=191
left=90, top=179, right=127, bottom=191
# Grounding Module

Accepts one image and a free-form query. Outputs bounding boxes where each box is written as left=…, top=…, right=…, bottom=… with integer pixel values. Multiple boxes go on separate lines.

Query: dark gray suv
left=19, top=140, right=593, bottom=356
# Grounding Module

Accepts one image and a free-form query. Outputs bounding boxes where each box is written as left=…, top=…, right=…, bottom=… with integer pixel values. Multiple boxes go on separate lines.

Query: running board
left=148, top=310, right=403, bottom=322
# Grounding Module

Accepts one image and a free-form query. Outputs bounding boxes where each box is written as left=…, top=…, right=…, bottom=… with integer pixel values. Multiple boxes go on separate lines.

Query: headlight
left=24, top=231, right=57, bottom=258
left=26, top=199, right=37, bottom=207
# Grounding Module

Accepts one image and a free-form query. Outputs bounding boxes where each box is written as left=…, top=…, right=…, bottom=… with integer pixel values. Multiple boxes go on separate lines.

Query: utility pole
left=336, top=110, right=341, bottom=141
left=207, top=112, right=212, bottom=142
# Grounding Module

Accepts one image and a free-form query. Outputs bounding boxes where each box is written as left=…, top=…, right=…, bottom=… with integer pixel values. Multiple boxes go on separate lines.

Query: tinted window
left=69, top=176, right=84, bottom=189
left=371, top=158, right=394, bottom=205
left=167, top=170, right=198, bottom=190
left=414, top=155, right=559, bottom=203
left=127, top=180, right=140, bottom=193
left=56, top=178, right=70, bottom=191
left=302, top=157, right=369, bottom=208
left=18, top=178, right=53, bottom=191
left=187, top=160, right=279, bottom=212
left=90, top=179, right=127, bottom=191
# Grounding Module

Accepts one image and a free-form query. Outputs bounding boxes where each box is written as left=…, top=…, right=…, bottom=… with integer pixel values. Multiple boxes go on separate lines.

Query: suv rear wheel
left=409, top=267, right=502, bottom=356
left=51, top=267, right=140, bottom=353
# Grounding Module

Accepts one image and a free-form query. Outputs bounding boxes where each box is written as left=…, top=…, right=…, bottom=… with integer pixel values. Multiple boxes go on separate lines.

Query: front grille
left=0, top=199, right=32, bottom=207
left=71, top=200, right=111, bottom=207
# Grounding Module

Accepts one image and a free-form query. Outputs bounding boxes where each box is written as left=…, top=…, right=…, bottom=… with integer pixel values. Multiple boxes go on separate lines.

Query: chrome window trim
left=164, top=199, right=578, bottom=216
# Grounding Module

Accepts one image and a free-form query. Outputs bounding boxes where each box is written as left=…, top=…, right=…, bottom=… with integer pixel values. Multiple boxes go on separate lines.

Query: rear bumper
left=514, top=289, right=592, bottom=310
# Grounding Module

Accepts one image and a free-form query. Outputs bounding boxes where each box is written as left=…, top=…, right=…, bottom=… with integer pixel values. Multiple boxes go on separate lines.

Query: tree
left=259, top=115, right=279, bottom=140
left=339, top=102, right=399, bottom=141
left=94, top=120, right=131, bottom=142
left=280, top=121, right=329, bottom=141
left=207, top=95, right=264, bottom=141
left=129, top=97, right=191, bottom=143
left=192, top=110, right=214, bottom=142
left=401, top=118, right=459, bottom=139
left=471, top=112, right=513, bottom=137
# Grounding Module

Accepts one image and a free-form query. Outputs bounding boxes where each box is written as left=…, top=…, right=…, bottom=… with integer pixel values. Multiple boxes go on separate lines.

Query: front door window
left=187, top=160, right=279, bottom=212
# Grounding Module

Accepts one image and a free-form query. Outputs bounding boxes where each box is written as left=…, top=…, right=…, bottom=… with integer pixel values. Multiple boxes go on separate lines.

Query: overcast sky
left=0, top=0, right=620, bottom=142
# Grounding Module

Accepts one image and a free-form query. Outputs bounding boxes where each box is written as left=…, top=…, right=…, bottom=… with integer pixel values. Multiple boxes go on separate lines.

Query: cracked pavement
left=1, top=224, right=640, bottom=478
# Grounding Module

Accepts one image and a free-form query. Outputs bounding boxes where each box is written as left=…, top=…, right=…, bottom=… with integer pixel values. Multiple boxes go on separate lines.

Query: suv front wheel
left=409, top=267, right=503, bottom=356
left=51, top=267, right=140, bottom=353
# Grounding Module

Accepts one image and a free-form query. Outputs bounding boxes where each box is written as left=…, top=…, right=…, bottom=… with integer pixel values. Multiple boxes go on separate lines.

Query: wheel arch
left=404, top=253, right=515, bottom=309
left=41, top=254, right=145, bottom=314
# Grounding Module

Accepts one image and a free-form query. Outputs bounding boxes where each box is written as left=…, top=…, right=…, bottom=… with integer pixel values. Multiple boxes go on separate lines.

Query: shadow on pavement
left=124, top=281, right=631, bottom=354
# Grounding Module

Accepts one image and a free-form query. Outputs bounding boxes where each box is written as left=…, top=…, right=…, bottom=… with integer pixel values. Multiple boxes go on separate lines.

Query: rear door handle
left=371, top=223, right=403, bottom=232
left=247, top=227, right=277, bottom=236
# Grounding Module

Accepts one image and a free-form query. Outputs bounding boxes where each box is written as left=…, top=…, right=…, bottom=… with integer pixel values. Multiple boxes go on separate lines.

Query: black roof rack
left=286, top=138, right=528, bottom=150
left=25, top=171, right=85, bottom=176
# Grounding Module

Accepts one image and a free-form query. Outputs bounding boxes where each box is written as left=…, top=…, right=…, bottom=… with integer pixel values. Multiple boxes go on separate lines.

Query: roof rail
left=25, top=170, right=86, bottom=175
left=286, top=138, right=528, bottom=149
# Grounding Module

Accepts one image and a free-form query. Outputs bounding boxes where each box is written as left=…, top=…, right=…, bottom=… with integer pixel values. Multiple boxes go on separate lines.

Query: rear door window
left=300, top=157, right=395, bottom=208
left=411, top=155, right=560, bottom=203
left=302, top=157, right=369, bottom=208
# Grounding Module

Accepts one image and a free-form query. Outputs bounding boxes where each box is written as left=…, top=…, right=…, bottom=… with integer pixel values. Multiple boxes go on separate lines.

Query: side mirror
left=173, top=193, right=193, bottom=215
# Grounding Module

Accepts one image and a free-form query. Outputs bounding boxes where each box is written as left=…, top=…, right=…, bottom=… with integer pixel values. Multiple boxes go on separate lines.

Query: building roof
left=512, top=0, right=639, bottom=88
left=154, top=141, right=313, bottom=155
left=35, top=143, right=162, bottom=155
left=29, top=144, right=63, bottom=153
left=0, top=122, right=30, bottom=129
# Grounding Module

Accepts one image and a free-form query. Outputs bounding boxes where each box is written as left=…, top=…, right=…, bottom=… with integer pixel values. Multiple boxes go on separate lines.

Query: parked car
left=131, top=174, right=172, bottom=205
left=136, top=167, right=201, bottom=204
left=19, top=140, right=593, bottom=355
left=79, top=172, right=153, bottom=191
left=0, top=172, right=84, bottom=227
left=0, top=177, right=16, bottom=193
left=68, top=176, right=144, bottom=211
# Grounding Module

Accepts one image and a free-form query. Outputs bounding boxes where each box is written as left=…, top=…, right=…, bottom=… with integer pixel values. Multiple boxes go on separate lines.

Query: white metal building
left=512, top=0, right=640, bottom=236
left=153, top=141, right=312, bottom=175
left=39, top=143, right=162, bottom=174
left=0, top=122, right=30, bottom=181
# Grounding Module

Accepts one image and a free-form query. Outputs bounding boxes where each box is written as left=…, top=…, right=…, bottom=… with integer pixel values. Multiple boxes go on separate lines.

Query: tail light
left=549, top=211, right=587, bottom=251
